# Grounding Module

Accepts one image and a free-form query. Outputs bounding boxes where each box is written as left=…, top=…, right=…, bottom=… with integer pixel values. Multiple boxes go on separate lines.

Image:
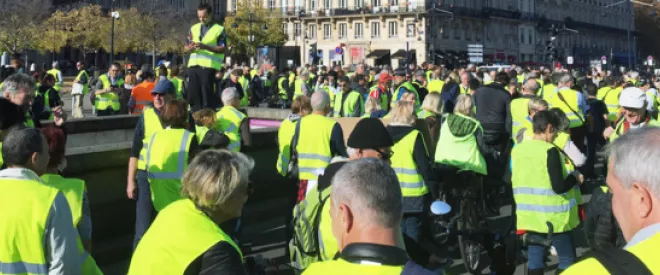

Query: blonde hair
left=454, top=94, right=473, bottom=116
left=181, top=150, right=255, bottom=211
left=365, top=97, right=382, bottom=114
left=389, top=101, right=416, bottom=125
left=193, top=109, right=217, bottom=128
left=420, top=93, right=442, bottom=114
left=447, top=71, right=459, bottom=83
left=528, top=98, right=549, bottom=113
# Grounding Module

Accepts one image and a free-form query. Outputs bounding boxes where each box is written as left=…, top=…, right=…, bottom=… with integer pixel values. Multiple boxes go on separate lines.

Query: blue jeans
left=527, top=231, right=576, bottom=271
left=401, top=215, right=422, bottom=242
left=133, top=170, right=155, bottom=250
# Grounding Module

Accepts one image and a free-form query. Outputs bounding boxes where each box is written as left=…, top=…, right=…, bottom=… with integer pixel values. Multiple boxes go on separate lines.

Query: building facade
left=260, top=0, right=634, bottom=67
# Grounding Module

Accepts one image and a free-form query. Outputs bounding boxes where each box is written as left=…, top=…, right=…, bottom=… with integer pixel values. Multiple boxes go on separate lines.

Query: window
left=388, top=21, right=397, bottom=38
left=356, top=0, right=364, bottom=8
left=465, top=24, right=471, bottom=41
left=528, top=29, right=532, bottom=44
left=372, top=0, right=381, bottom=6
left=407, top=22, right=416, bottom=37
left=520, top=29, right=525, bottom=44
left=310, top=0, right=317, bottom=10
left=453, top=23, right=460, bottom=40
left=339, top=0, right=347, bottom=8
left=282, top=23, right=288, bottom=36
left=231, top=0, right=237, bottom=11
left=323, top=24, right=331, bottom=39
left=324, top=0, right=331, bottom=9
left=295, top=23, right=301, bottom=37
left=309, top=24, right=317, bottom=39
left=339, top=23, right=348, bottom=38
left=391, top=0, right=398, bottom=6
left=355, top=23, right=364, bottom=39
left=475, top=27, right=481, bottom=41
left=441, top=22, right=449, bottom=38
left=268, top=0, right=276, bottom=10
left=371, top=22, right=380, bottom=38
left=213, top=0, right=222, bottom=13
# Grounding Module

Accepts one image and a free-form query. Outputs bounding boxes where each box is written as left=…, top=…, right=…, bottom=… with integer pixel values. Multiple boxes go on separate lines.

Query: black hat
left=339, top=75, right=350, bottom=82
left=393, top=68, right=406, bottom=76
left=347, top=118, right=393, bottom=149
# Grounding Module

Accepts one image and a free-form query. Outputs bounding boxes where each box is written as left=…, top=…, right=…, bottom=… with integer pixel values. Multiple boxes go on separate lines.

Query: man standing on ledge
left=184, top=3, right=227, bottom=112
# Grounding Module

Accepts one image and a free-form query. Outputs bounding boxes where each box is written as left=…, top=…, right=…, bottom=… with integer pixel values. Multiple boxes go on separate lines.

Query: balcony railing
left=266, top=2, right=427, bottom=18
left=436, top=4, right=484, bottom=18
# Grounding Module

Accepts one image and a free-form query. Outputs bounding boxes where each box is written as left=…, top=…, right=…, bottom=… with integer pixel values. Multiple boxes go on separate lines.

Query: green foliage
left=0, top=0, right=52, bottom=54
left=225, top=0, right=287, bottom=56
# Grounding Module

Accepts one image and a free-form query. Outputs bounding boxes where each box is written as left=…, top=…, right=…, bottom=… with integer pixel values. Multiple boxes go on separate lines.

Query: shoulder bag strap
left=556, top=91, right=586, bottom=125
left=588, top=249, right=653, bottom=275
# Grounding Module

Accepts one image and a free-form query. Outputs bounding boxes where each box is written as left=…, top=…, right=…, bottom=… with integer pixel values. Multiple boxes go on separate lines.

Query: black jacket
left=32, top=85, right=62, bottom=120
left=584, top=187, right=626, bottom=251
left=184, top=241, right=247, bottom=275
left=473, top=83, right=512, bottom=135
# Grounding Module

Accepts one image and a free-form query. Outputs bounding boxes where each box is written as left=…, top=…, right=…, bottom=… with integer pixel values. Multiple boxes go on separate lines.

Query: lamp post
left=604, top=0, right=652, bottom=69
left=231, top=13, right=268, bottom=67
left=109, top=0, right=120, bottom=66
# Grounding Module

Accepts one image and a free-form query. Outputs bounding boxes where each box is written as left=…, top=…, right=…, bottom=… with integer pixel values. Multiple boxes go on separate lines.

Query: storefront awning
left=391, top=49, right=415, bottom=59
left=366, top=49, right=390, bottom=59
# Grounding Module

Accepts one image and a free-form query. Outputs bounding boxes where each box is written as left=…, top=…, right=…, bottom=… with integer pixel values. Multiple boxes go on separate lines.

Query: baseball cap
left=339, top=75, right=350, bottom=83
left=414, top=70, right=426, bottom=77
left=151, top=79, right=175, bottom=95
left=378, top=72, right=392, bottom=83
left=619, top=87, right=647, bottom=109
left=393, top=68, right=406, bottom=77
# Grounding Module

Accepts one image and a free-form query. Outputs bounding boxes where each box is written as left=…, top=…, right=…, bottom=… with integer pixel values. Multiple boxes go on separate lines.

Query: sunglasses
left=374, top=148, right=394, bottom=160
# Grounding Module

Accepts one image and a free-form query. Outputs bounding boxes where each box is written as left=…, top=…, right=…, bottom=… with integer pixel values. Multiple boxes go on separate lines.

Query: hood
left=387, top=125, right=415, bottom=143
left=446, top=114, right=478, bottom=138
left=287, top=113, right=302, bottom=122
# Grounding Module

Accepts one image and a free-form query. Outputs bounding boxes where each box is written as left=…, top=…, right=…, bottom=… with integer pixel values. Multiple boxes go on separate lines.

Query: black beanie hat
left=347, top=118, right=393, bottom=149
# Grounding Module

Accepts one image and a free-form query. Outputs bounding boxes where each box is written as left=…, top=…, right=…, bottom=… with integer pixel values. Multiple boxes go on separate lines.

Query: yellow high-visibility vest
left=214, top=105, right=247, bottom=152
left=188, top=23, right=225, bottom=70
left=390, top=130, right=429, bottom=197
left=138, top=108, right=164, bottom=170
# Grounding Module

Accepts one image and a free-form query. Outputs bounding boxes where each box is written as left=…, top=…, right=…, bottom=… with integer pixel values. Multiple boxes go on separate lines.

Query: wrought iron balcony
left=264, top=2, right=427, bottom=18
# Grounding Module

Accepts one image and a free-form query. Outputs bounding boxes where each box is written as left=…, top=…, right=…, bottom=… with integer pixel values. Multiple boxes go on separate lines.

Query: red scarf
left=622, top=116, right=651, bottom=134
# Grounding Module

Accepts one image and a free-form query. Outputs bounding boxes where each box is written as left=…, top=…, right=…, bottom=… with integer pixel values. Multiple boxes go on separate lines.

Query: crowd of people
left=2, top=2, right=660, bottom=275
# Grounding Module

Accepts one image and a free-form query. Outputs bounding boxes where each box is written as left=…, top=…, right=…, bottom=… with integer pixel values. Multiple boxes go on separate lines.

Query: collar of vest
left=340, top=243, right=409, bottom=266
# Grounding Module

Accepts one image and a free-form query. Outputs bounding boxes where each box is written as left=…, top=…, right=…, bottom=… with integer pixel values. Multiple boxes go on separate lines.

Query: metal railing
left=265, top=2, right=427, bottom=17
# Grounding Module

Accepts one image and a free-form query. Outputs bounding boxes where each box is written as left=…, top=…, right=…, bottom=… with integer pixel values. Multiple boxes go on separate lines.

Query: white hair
left=52, top=61, right=58, bottom=68
left=557, top=72, right=572, bottom=85
left=331, top=158, right=402, bottom=228
left=629, top=71, right=639, bottom=80
left=346, top=147, right=358, bottom=158
left=1, top=73, right=36, bottom=97
left=221, top=87, right=239, bottom=105
left=609, top=127, right=660, bottom=199
left=311, top=91, right=330, bottom=111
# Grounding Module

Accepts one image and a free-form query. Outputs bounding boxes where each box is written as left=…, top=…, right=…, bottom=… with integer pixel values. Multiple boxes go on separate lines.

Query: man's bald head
left=311, top=91, right=330, bottom=112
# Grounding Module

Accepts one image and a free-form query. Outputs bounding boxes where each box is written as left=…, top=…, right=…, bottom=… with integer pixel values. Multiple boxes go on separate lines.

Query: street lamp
left=604, top=0, right=653, bottom=69
left=109, top=0, right=120, bottom=66
left=231, top=13, right=268, bottom=66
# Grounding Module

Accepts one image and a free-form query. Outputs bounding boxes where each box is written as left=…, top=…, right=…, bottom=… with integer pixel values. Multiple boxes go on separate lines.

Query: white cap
left=619, top=87, right=647, bottom=109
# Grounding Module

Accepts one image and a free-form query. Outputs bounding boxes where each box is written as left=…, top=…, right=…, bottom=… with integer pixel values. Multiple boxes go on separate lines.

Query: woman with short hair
left=129, top=150, right=253, bottom=275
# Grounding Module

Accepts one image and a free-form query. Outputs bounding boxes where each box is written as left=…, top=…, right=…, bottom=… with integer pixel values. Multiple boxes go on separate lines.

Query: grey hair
left=331, top=158, right=403, bottom=228
left=629, top=71, right=639, bottom=80
left=523, top=78, right=540, bottom=94
left=346, top=147, right=358, bottom=158
left=557, top=72, right=573, bottom=85
left=609, top=127, right=660, bottom=198
left=0, top=73, right=36, bottom=97
left=221, top=87, right=239, bottom=105
left=181, top=150, right=254, bottom=211
left=311, top=91, right=330, bottom=111
left=454, top=94, right=474, bottom=117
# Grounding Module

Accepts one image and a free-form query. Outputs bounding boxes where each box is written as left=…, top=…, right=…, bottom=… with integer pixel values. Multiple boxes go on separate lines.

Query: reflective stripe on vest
left=145, top=129, right=194, bottom=211
left=296, top=115, right=336, bottom=180
left=188, top=23, right=225, bottom=70
left=215, top=106, right=246, bottom=152
left=138, top=108, right=164, bottom=169
left=332, top=91, right=363, bottom=117
left=391, top=130, right=429, bottom=197
left=0, top=261, right=48, bottom=274
left=550, top=89, right=584, bottom=128
left=511, top=97, right=532, bottom=138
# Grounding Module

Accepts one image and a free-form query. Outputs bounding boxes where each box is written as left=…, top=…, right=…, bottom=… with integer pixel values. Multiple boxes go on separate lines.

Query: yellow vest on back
left=427, top=80, right=444, bottom=94
left=510, top=97, right=532, bottom=139
left=215, top=106, right=247, bottom=152
left=128, top=199, right=242, bottom=275
left=562, top=233, right=660, bottom=275
left=277, top=118, right=297, bottom=176
left=549, top=88, right=585, bottom=128
left=597, top=86, right=622, bottom=121
left=146, top=129, right=194, bottom=211
left=390, top=130, right=429, bottom=197
left=296, top=114, right=337, bottom=181
left=0, top=178, right=59, bottom=275
left=188, top=23, right=225, bottom=70
left=553, top=132, right=583, bottom=206
left=511, top=139, right=579, bottom=233
left=138, top=108, right=164, bottom=170
left=47, top=69, right=62, bottom=92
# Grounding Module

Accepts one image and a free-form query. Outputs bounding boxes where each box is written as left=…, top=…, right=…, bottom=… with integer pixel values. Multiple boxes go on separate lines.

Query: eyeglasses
left=374, top=148, right=394, bottom=160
